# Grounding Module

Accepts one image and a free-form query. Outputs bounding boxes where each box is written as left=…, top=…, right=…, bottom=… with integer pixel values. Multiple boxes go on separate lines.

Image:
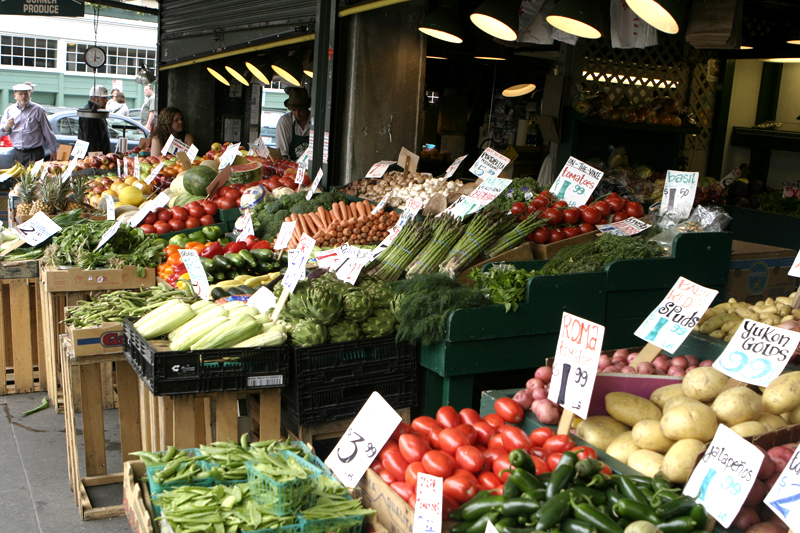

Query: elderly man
left=0, top=83, right=58, bottom=165
left=78, top=85, right=111, bottom=154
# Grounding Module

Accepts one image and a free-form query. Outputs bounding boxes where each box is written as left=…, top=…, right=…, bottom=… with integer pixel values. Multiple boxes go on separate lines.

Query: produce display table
left=0, top=260, right=43, bottom=395
left=724, top=205, right=800, bottom=250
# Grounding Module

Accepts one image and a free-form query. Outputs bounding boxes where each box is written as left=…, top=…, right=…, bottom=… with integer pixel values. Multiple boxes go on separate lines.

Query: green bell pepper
left=202, top=225, right=222, bottom=241
left=168, top=234, right=189, bottom=248
left=187, top=230, right=207, bottom=244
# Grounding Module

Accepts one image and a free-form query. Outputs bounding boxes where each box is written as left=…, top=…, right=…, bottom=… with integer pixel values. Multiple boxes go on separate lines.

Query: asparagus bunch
left=484, top=214, right=551, bottom=258
left=406, top=213, right=466, bottom=276
left=368, top=219, right=434, bottom=281
left=438, top=208, right=516, bottom=278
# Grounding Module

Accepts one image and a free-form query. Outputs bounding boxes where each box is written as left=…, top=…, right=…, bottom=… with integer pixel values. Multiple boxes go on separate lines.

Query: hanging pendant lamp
left=474, top=37, right=507, bottom=60
left=246, top=61, right=273, bottom=85
left=419, top=0, right=467, bottom=44
left=625, top=0, right=683, bottom=35
left=546, top=0, right=602, bottom=40
left=224, top=64, right=250, bottom=85
left=303, top=61, right=314, bottom=79
left=471, top=0, right=519, bottom=42
left=271, top=55, right=304, bottom=86
left=207, top=67, right=230, bottom=86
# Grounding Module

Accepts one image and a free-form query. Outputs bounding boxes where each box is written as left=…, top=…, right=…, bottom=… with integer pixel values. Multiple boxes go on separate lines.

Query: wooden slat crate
left=0, top=276, right=44, bottom=395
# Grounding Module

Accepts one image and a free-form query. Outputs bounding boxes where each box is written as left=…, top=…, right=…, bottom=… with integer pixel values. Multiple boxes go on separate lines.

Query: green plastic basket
left=199, top=459, right=249, bottom=486
left=290, top=440, right=332, bottom=476
left=246, top=451, right=322, bottom=515
left=300, top=513, right=365, bottom=533
left=248, top=522, right=304, bottom=533
left=146, top=451, right=210, bottom=495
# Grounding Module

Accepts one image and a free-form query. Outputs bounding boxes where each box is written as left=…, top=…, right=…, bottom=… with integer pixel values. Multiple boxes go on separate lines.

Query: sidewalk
left=0, top=392, right=130, bottom=533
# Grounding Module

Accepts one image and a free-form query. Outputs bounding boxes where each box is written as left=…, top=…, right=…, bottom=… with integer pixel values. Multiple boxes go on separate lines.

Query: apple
left=211, top=142, right=222, bottom=152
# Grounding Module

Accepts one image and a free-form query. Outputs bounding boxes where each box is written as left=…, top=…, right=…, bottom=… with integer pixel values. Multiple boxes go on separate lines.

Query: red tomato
left=626, top=201, right=644, bottom=218
left=398, top=434, right=428, bottom=463
left=532, top=456, right=550, bottom=475
left=188, top=205, right=205, bottom=219
left=455, top=424, right=477, bottom=445
left=549, top=228, right=564, bottom=242
left=612, top=211, right=629, bottom=222
left=411, top=416, right=441, bottom=435
left=473, top=421, right=496, bottom=446
left=443, top=496, right=460, bottom=519
left=171, top=207, right=189, bottom=221
left=140, top=223, right=156, bottom=234
left=579, top=222, right=596, bottom=234
left=510, top=202, right=527, bottom=215
left=593, top=200, right=611, bottom=217
left=482, top=448, right=508, bottom=470
left=153, top=220, right=170, bottom=234
left=526, top=204, right=538, bottom=215
left=546, top=452, right=563, bottom=471
left=529, top=446, right=546, bottom=459
left=581, top=206, right=601, bottom=225
left=370, top=458, right=382, bottom=470
left=409, top=431, right=431, bottom=447
left=429, top=427, right=442, bottom=450
left=158, top=210, right=173, bottom=222
left=532, top=226, right=550, bottom=244
left=542, top=435, right=575, bottom=454
left=459, top=408, right=482, bottom=426
left=454, top=469, right=479, bottom=484
left=532, top=195, right=549, bottom=209
left=379, top=441, right=400, bottom=462
left=492, top=456, right=513, bottom=482
left=500, top=426, right=531, bottom=452
left=185, top=217, right=200, bottom=229
left=405, top=461, right=427, bottom=488
left=552, top=200, right=567, bottom=208
left=478, top=471, right=502, bottom=490
left=543, top=207, right=563, bottom=226
left=168, top=218, right=186, bottom=231
left=607, top=197, right=625, bottom=212
left=601, top=464, right=612, bottom=475
left=571, top=446, right=598, bottom=460
left=494, top=398, right=524, bottom=424
left=487, top=433, right=505, bottom=450
left=455, top=446, right=485, bottom=473
left=443, top=475, right=478, bottom=504
left=529, top=427, right=555, bottom=447
left=379, top=470, right=396, bottom=484
left=278, top=176, right=296, bottom=189
left=422, top=450, right=454, bottom=478
left=143, top=212, right=157, bottom=225
left=391, top=421, right=411, bottom=441
left=382, top=450, right=409, bottom=481
left=372, top=463, right=384, bottom=474
left=607, top=192, right=620, bottom=199
left=483, top=414, right=506, bottom=429
left=436, top=406, right=460, bottom=429
left=390, top=481, right=414, bottom=501
left=225, top=188, right=241, bottom=200
left=201, top=202, right=218, bottom=216
left=563, top=207, right=581, bottom=225
left=200, top=214, right=215, bottom=226
left=438, top=428, right=469, bottom=455
left=407, top=493, right=416, bottom=508
left=216, top=187, right=231, bottom=198
left=563, top=226, right=581, bottom=239
left=216, top=198, right=235, bottom=210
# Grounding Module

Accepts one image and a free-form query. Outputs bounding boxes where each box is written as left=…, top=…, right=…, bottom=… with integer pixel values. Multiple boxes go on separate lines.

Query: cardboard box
left=67, top=322, right=124, bottom=357
left=725, top=241, right=798, bottom=304
left=42, top=265, right=156, bottom=293
left=531, top=229, right=599, bottom=260
left=358, top=468, right=415, bottom=533
left=123, top=461, right=156, bottom=533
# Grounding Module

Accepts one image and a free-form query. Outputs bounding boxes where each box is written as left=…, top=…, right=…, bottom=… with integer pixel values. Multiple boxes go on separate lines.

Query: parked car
left=0, top=110, right=149, bottom=169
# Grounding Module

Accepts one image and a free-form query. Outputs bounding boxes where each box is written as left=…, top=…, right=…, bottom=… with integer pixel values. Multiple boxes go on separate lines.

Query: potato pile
left=577, top=366, right=800, bottom=484
left=698, top=294, right=800, bottom=342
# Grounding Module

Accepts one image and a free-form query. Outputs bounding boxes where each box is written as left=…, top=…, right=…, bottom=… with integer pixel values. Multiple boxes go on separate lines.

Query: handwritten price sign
left=15, top=211, right=62, bottom=246
left=469, top=147, right=510, bottom=179
left=281, top=234, right=315, bottom=293
left=413, top=474, right=443, bottom=533
left=366, top=160, right=396, bottom=179
left=443, top=176, right=511, bottom=219
left=661, top=170, right=699, bottom=218
left=550, top=157, right=603, bottom=207
left=765, top=446, right=800, bottom=531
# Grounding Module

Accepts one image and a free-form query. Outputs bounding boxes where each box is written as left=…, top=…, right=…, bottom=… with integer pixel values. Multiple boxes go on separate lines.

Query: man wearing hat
left=275, top=87, right=311, bottom=161
left=0, top=83, right=58, bottom=166
left=78, top=85, right=111, bottom=154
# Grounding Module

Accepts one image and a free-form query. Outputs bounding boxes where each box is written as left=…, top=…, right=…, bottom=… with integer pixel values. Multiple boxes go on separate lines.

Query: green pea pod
left=546, top=463, right=576, bottom=499
left=572, top=486, right=607, bottom=506
left=617, top=476, right=648, bottom=505
left=535, top=489, right=574, bottom=530
left=461, top=496, right=506, bottom=521
left=501, top=499, right=541, bottom=517
left=656, top=496, right=697, bottom=520
left=509, top=468, right=545, bottom=494
left=571, top=500, right=624, bottom=533
left=563, top=518, right=599, bottom=533
left=613, top=499, right=660, bottom=524
left=576, top=458, right=605, bottom=478
left=656, top=517, right=697, bottom=533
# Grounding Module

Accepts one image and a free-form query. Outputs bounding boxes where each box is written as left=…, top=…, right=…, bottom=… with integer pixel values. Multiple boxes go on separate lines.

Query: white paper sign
left=93, top=220, right=122, bottom=251
left=324, top=392, right=402, bottom=488
left=116, top=158, right=122, bottom=179
left=295, top=162, right=307, bottom=185
left=106, top=195, right=115, bottom=220
left=236, top=211, right=254, bottom=241
left=333, top=244, right=372, bottom=285
left=765, top=446, right=800, bottom=531
left=550, top=157, right=603, bottom=207
left=62, top=158, right=78, bottom=181
left=469, top=148, right=510, bottom=179
left=366, top=161, right=396, bottom=179
left=161, top=134, right=190, bottom=156
left=305, top=168, right=324, bottom=201
left=179, top=249, right=210, bottom=300
left=634, top=277, right=718, bottom=354
left=789, top=249, right=800, bottom=278
left=71, top=140, right=89, bottom=160
left=274, top=221, right=296, bottom=251
left=247, top=287, right=278, bottom=313
left=712, top=319, right=800, bottom=387
left=116, top=137, right=128, bottom=154
left=133, top=181, right=144, bottom=190
left=661, top=170, right=699, bottom=218
left=444, top=155, right=468, bottom=179
left=186, top=144, right=199, bottom=161
left=31, top=159, right=43, bottom=177
left=547, top=312, right=605, bottom=419
left=443, top=176, right=511, bottom=219
left=15, top=211, right=62, bottom=246
left=684, top=424, right=763, bottom=528
left=153, top=191, right=172, bottom=208
left=595, top=218, right=651, bottom=236
left=146, top=162, right=164, bottom=185
left=485, top=521, right=499, bottom=533
left=0, top=169, right=16, bottom=182
left=133, top=157, right=140, bottom=180
left=371, top=193, right=390, bottom=215
left=128, top=191, right=171, bottom=228
left=281, top=234, right=315, bottom=292
left=314, top=248, right=341, bottom=270
left=413, top=474, right=443, bottom=533
left=218, top=143, right=241, bottom=169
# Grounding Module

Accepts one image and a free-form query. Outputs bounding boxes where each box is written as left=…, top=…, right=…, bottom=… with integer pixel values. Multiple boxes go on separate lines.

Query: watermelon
left=229, top=162, right=263, bottom=184
left=183, top=165, right=219, bottom=196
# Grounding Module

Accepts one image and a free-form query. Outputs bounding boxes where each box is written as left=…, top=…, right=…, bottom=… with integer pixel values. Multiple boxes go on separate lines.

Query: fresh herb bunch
left=538, top=234, right=664, bottom=275
left=468, top=263, right=536, bottom=312
left=756, top=191, right=800, bottom=217
left=487, top=177, right=543, bottom=213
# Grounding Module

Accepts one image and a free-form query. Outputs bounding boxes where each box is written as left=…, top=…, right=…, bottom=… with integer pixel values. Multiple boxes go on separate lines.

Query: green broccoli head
left=290, top=200, right=317, bottom=215
left=261, top=209, right=291, bottom=240
left=278, top=192, right=305, bottom=208
left=315, top=192, right=336, bottom=206
left=262, top=201, right=284, bottom=215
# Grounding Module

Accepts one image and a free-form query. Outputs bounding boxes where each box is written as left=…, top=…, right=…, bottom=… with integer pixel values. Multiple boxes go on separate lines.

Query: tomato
left=438, top=428, right=469, bottom=455
left=529, top=446, right=546, bottom=459
left=473, top=421, right=496, bottom=446
left=543, top=207, right=563, bottom=226
left=510, top=202, right=527, bottom=215
left=549, top=228, right=564, bottom=242
left=372, top=463, right=384, bottom=475
left=553, top=200, right=568, bottom=209
left=279, top=176, right=296, bottom=189
left=202, top=202, right=218, bottom=216
left=487, top=433, right=505, bottom=449
left=612, top=211, right=629, bottom=222
left=607, top=192, right=620, bottom=199
left=571, top=446, right=598, bottom=460
left=188, top=205, right=205, bottom=219
left=581, top=206, right=601, bottom=224
left=168, top=218, right=186, bottom=231
left=143, top=212, right=157, bottom=225
left=626, top=201, right=644, bottom=218
left=546, top=452, right=563, bottom=471
left=158, top=209, right=173, bottom=222
left=493, top=398, right=524, bottom=424
left=225, top=188, right=241, bottom=200
left=483, top=414, right=506, bottom=429
left=500, top=426, right=531, bottom=452
left=443, top=496, right=460, bottom=520
left=171, top=207, right=189, bottom=221
left=492, top=456, right=513, bottom=482
left=200, top=214, right=216, bottom=226
left=216, top=187, right=232, bottom=197
left=140, top=223, right=156, bottom=234
left=601, top=464, right=612, bottom=475
left=153, top=220, right=170, bottom=234
left=478, top=471, right=502, bottom=490
left=579, top=222, right=596, bottom=234
left=577, top=204, right=588, bottom=212
left=216, top=198, right=235, bottom=210
left=607, top=197, right=625, bottom=212
left=529, top=427, right=555, bottom=447
left=398, top=434, right=428, bottom=463
left=409, top=431, right=431, bottom=447
left=459, top=408, right=482, bottom=426
left=379, top=441, right=400, bottom=461
left=436, top=406, right=460, bottom=429
left=533, top=456, right=550, bottom=475
left=563, top=226, right=581, bottom=239
left=542, top=435, right=575, bottom=454
left=379, top=470, right=396, bottom=484
left=532, top=226, right=550, bottom=244
left=382, top=450, right=409, bottom=481
left=407, top=493, right=416, bottom=508
left=562, top=207, right=581, bottom=225
left=455, top=424, right=477, bottom=445
left=593, top=200, right=611, bottom=217
left=482, top=448, right=508, bottom=470
left=455, top=445, right=485, bottom=473
left=422, top=450, right=454, bottom=478
left=184, top=217, right=200, bottom=229
left=443, top=475, right=478, bottom=504
left=532, top=195, right=549, bottom=209
left=526, top=203, right=538, bottom=215
left=454, top=469, right=479, bottom=486
left=405, top=461, right=426, bottom=488
left=429, top=427, right=442, bottom=449
left=390, top=481, right=414, bottom=501
left=391, top=421, right=410, bottom=441
left=411, top=416, right=441, bottom=435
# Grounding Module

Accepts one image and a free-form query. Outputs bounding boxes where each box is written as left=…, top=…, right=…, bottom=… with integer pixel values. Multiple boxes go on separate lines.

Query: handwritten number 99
left=573, top=184, right=586, bottom=195
left=719, top=351, right=773, bottom=380
left=670, top=324, right=687, bottom=335
left=574, top=367, right=588, bottom=387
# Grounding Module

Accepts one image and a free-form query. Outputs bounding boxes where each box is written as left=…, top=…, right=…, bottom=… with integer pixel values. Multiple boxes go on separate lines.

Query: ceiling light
left=304, top=60, right=314, bottom=79
left=502, top=83, right=536, bottom=97
left=471, top=0, right=519, bottom=42
left=271, top=55, right=304, bottom=86
left=246, top=61, right=272, bottom=85
left=740, top=45, right=753, bottom=50
left=625, top=0, right=683, bottom=34
left=762, top=58, right=800, bottom=63
left=225, top=65, right=249, bottom=85
left=419, top=0, right=466, bottom=44
left=426, top=55, right=447, bottom=60
left=207, top=67, right=230, bottom=85
left=546, top=0, right=602, bottom=39
left=474, top=38, right=507, bottom=60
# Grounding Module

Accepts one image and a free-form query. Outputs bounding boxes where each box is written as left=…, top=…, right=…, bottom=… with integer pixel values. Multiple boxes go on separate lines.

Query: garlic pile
left=342, top=171, right=463, bottom=209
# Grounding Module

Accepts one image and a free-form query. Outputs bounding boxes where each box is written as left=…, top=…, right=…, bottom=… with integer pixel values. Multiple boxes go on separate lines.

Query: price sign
left=684, top=424, right=763, bottom=528
left=295, top=162, right=307, bottom=185
left=469, top=147, right=510, bottom=179
left=31, top=159, right=43, bottom=177
left=152, top=191, right=171, bottom=208
left=634, top=277, right=718, bottom=354
left=789, top=249, right=800, bottom=278
left=371, top=193, right=390, bottom=215
left=93, top=220, right=122, bottom=252
left=444, top=155, right=468, bottom=179
left=247, top=286, right=277, bottom=313
left=413, top=473, right=443, bottom=533
left=218, top=143, right=241, bottom=169
left=62, top=158, right=78, bottom=181
left=236, top=210, right=254, bottom=241
left=324, top=391, right=402, bottom=488
left=485, top=521, right=499, bottom=533
left=15, top=211, right=62, bottom=246
left=305, top=168, right=324, bottom=201
left=547, top=312, right=605, bottom=419
left=128, top=191, right=171, bottom=227
left=133, top=181, right=144, bottom=190
left=133, top=157, right=140, bottom=180
left=106, top=195, right=115, bottom=220
left=443, top=176, right=511, bottom=219
left=116, top=158, right=122, bottom=179
left=712, top=319, right=800, bottom=387
left=596, top=218, right=651, bottom=236
left=765, top=446, right=800, bottom=531
left=146, top=162, right=164, bottom=185
left=661, top=170, right=699, bottom=218
left=161, top=134, right=190, bottom=156
left=314, top=247, right=341, bottom=270
left=274, top=221, right=296, bottom=251
left=366, top=161, right=396, bottom=179
left=179, top=249, right=211, bottom=300
left=550, top=157, right=603, bottom=207
left=71, top=140, right=89, bottom=160
left=186, top=144, right=198, bottom=161
left=281, top=234, right=315, bottom=293
left=333, top=244, right=372, bottom=285
left=116, top=137, right=128, bottom=154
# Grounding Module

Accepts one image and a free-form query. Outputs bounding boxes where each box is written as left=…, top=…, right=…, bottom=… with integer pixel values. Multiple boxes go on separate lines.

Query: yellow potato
left=758, top=412, right=788, bottom=431
left=605, top=431, right=640, bottom=464
left=730, top=421, right=766, bottom=438
left=577, top=416, right=630, bottom=451
left=711, top=387, right=762, bottom=426
left=661, top=439, right=707, bottom=483
left=682, top=367, right=729, bottom=402
left=627, top=449, right=665, bottom=478
left=605, top=392, right=662, bottom=427
left=782, top=412, right=792, bottom=422
left=650, top=384, right=685, bottom=409
left=663, top=396, right=706, bottom=412
left=762, top=371, right=800, bottom=414
left=632, top=420, right=676, bottom=453
left=661, top=402, right=718, bottom=441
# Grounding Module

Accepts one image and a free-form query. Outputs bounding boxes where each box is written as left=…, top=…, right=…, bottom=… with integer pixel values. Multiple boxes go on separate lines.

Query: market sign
left=550, top=157, right=603, bottom=207
left=596, top=218, right=651, bottom=236
left=2, top=0, right=85, bottom=16
left=661, top=170, right=699, bottom=218
left=765, top=446, right=800, bottom=531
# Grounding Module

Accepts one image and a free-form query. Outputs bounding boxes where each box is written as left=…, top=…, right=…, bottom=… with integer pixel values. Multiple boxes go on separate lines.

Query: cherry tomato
left=607, top=192, right=620, bottom=199
left=188, top=205, right=205, bottom=219
left=526, top=204, right=538, bottom=215
left=391, top=481, right=414, bottom=501
left=444, top=475, right=479, bottom=504
left=492, top=456, right=513, bottom=482
left=482, top=448, right=508, bottom=470
left=546, top=452, right=563, bottom=471
left=607, top=197, right=625, bottom=212
left=168, top=218, right=186, bottom=231
left=532, top=195, right=549, bottom=209
left=581, top=206, right=601, bottom=224
left=510, top=202, right=527, bottom=215
left=532, top=226, right=550, bottom=244
left=429, top=427, right=442, bottom=449
left=398, top=434, right=428, bottom=463
left=577, top=204, right=588, bottom=212
left=543, top=207, right=563, bottom=226
left=216, top=198, right=235, bottom=210
left=563, top=207, right=581, bottom=225
left=579, top=222, right=596, bottom=234
left=571, top=446, right=598, bottom=460
left=594, top=200, right=611, bottom=217
left=549, top=228, right=564, bottom=242
left=473, top=421, right=496, bottom=446
left=382, top=450, right=408, bottom=481
left=612, top=211, right=629, bottom=222
left=533, top=456, right=550, bottom=475
left=459, top=408, right=482, bottom=426
left=626, top=201, right=644, bottom=218
left=405, top=461, right=427, bottom=488
left=529, top=427, right=555, bottom=447
left=436, top=406, right=460, bottom=429
left=391, top=421, right=411, bottom=441
left=411, top=416, right=441, bottom=435
left=200, top=214, right=216, bottom=226
left=185, top=217, right=201, bottom=229
left=553, top=200, right=568, bottom=209
left=478, top=471, right=502, bottom=490
left=455, top=424, right=478, bottom=445
left=483, top=414, right=506, bottom=429
left=422, top=450, right=454, bottom=478
left=455, top=445, right=485, bottom=473
left=379, top=441, right=400, bottom=462
left=379, top=470, right=397, bottom=484
left=438, top=428, right=469, bottom=455
left=494, top=398, right=524, bottom=424
left=563, top=226, right=581, bottom=239
left=500, top=426, right=531, bottom=452
left=143, top=212, right=157, bottom=225
left=201, top=202, right=218, bottom=216
left=487, top=433, right=505, bottom=450
left=542, top=435, right=575, bottom=454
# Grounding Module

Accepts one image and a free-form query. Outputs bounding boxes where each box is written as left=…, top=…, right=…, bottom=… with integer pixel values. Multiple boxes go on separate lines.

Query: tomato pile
left=511, top=192, right=645, bottom=245
left=373, top=402, right=605, bottom=511
left=208, top=184, right=246, bottom=210
left=139, top=201, right=220, bottom=235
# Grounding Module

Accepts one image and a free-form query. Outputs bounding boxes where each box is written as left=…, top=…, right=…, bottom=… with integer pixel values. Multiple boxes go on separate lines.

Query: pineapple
left=15, top=169, right=38, bottom=217
left=36, top=177, right=70, bottom=215
left=67, top=175, right=89, bottom=212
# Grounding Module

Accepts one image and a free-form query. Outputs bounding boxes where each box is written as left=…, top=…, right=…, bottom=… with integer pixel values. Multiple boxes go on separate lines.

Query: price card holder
left=218, top=143, right=241, bottom=169
left=413, top=473, right=443, bottom=533
left=469, top=147, right=510, bottom=179
left=236, top=210, right=254, bottom=241
left=15, top=211, right=62, bottom=246
left=116, top=138, right=128, bottom=154
left=186, top=144, right=198, bottom=161
left=398, top=147, right=419, bottom=174
left=366, top=161, right=396, bottom=179
left=683, top=424, right=763, bottom=528
left=305, top=169, right=324, bottom=201
left=94, top=220, right=122, bottom=252
left=133, top=157, right=140, bottom=180
left=179, top=249, right=210, bottom=300
left=444, top=155, right=468, bottom=179
left=146, top=162, right=164, bottom=185
left=177, top=152, right=192, bottom=171
left=106, top=196, right=116, bottom=220
left=547, top=312, right=605, bottom=433
left=274, top=221, right=296, bottom=250
left=57, top=144, right=71, bottom=161
left=62, top=158, right=78, bottom=181
left=71, top=140, right=89, bottom=160
left=371, top=193, right=390, bottom=215
left=324, top=391, right=402, bottom=488
left=206, top=166, right=233, bottom=198
left=247, top=286, right=277, bottom=313
left=765, top=446, right=800, bottom=531
left=549, top=157, right=603, bottom=207
left=661, top=170, right=699, bottom=218
left=272, top=234, right=315, bottom=321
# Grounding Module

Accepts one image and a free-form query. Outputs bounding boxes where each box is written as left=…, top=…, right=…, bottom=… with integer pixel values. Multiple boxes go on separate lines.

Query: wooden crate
left=60, top=335, right=142, bottom=521
left=0, top=277, right=44, bottom=395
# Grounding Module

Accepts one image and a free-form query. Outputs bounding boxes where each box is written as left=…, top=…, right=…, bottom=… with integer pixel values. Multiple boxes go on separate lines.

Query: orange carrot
left=317, top=206, right=329, bottom=227
left=331, top=203, right=342, bottom=221
left=363, top=200, right=372, bottom=214
left=355, top=203, right=366, bottom=218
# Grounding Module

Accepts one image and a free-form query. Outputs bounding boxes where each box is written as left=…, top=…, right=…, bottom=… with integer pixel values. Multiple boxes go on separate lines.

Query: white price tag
left=287, top=250, right=307, bottom=281
left=442, top=176, right=511, bottom=219
left=323, top=132, right=329, bottom=165
left=247, top=286, right=278, bottom=313
left=15, top=211, right=62, bottom=246
left=116, top=158, right=122, bottom=179
left=371, top=193, right=390, bottom=215
left=550, top=157, right=603, bottom=207
left=684, top=424, right=763, bottom=529
left=146, top=162, right=164, bottom=185
left=71, top=140, right=89, bottom=160
left=297, top=147, right=312, bottom=167
left=106, top=195, right=116, bottom=220
left=324, top=392, right=402, bottom=488
left=789, top=249, right=800, bottom=278
left=468, top=147, right=510, bottom=179
left=305, top=168, right=324, bottom=201
left=295, top=162, right=307, bottom=185
left=314, top=247, right=341, bottom=270
left=444, top=155, right=468, bottom=179
left=595, top=218, right=651, bottom=236
left=133, top=157, right=140, bottom=180
left=661, top=170, right=699, bottom=218
left=274, top=221, right=296, bottom=250
left=160, top=134, right=175, bottom=156
left=236, top=211, right=254, bottom=242
left=93, top=220, right=122, bottom=252
left=765, top=446, right=800, bottom=531
left=31, top=159, right=43, bottom=177
left=634, top=277, right=718, bottom=354
left=153, top=191, right=172, bottom=208
left=128, top=192, right=170, bottom=227
left=366, top=161, right=396, bottom=179
left=186, top=144, right=198, bottom=161
left=133, top=181, right=144, bottom=190
left=161, top=135, right=190, bottom=156
left=179, top=249, right=211, bottom=300
left=281, top=234, right=315, bottom=293
left=485, top=522, right=499, bottom=533
left=0, top=169, right=16, bottom=182
left=218, top=143, right=241, bottom=169
left=62, top=158, right=78, bottom=181
left=712, top=319, right=800, bottom=387
left=547, top=312, right=604, bottom=419
left=333, top=244, right=372, bottom=285
left=413, top=474, right=443, bottom=533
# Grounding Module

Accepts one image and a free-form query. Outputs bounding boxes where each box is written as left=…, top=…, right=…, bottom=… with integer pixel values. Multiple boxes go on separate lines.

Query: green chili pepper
left=509, top=468, right=545, bottom=494
left=535, top=489, right=574, bottom=530
left=617, top=475, right=648, bottom=505
left=509, top=449, right=539, bottom=475
left=572, top=486, right=607, bottom=506
left=563, top=518, right=599, bottom=533
left=605, top=489, right=624, bottom=507
left=467, top=512, right=501, bottom=533
left=656, top=517, right=697, bottom=533
left=656, top=496, right=698, bottom=520
left=546, top=463, right=576, bottom=498
left=613, top=499, right=660, bottom=524
left=461, top=496, right=506, bottom=521
left=689, top=504, right=707, bottom=526
left=501, top=499, right=541, bottom=517
left=576, top=458, right=605, bottom=478
left=451, top=520, right=476, bottom=533
left=556, top=451, right=580, bottom=469
left=504, top=477, right=523, bottom=499
left=652, top=472, right=671, bottom=491
left=571, top=496, right=624, bottom=533
left=587, top=473, right=611, bottom=489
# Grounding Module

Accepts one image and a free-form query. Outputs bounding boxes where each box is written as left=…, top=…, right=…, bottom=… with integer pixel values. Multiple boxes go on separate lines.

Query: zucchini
left=237, top=285, right=256, bottom=295
left=227, top=287, right=244, bottom=296
left=210, top=287, right=228, bottom=300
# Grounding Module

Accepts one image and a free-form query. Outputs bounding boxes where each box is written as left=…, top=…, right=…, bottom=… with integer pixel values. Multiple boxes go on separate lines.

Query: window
left=57, top=117, right=78, bottom=136
left=0, top=35, right=56, bottom=68
left=66, top=44, right=155, bottom=76
left=107, top=118, right=146, bottom=141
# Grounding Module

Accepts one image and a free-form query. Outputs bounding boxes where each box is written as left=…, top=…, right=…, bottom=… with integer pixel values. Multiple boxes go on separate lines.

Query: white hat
left=89, top=85, right=109, bottom=97
left=12, top=84, right=32, bottom=91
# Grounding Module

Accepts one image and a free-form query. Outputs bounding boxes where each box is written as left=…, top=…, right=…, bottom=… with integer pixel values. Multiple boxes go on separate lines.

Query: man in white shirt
left=275, top=87, right=311, bottom=161
left=1, top=83, right=58, bottom=165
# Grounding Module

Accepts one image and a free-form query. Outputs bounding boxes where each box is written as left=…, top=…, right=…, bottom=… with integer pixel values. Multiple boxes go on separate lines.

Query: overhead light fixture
left=740, top=45, right=753, bottom=50
left=625, top=0, right=683, bottom=35
left=271, top=55, right=304, bottom=86
left=419, top=0, right=466, bottom=44
left=762, top=58, right=800, bottom=63
left=303, top=60, right=314, bottom=79
left=246, top=61, right=272, bottom=85
left=471, top=0, right=519, bottom=42
left=503, top=83, right=536, bottom=97
left=788, top=26, right=800, bottom=45
left=207, top=67, right=230, bottom=85
left=426, top=55, right=448, bottom=60
left=224, top=65, right=249, bottom=85
left=474, top=37, right=506, bottom=60
left=135, top=63, right=156, bottom=85
left=546, top=0, right=602, bottom=39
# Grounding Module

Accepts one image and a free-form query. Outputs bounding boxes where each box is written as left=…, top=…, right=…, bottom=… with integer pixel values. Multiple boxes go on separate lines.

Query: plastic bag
left=649, top=204, right=732, bottom=253
left=610, top=0, right=659, bottom=49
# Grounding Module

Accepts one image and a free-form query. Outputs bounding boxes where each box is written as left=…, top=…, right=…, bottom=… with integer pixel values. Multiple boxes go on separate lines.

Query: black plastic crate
left=122, top=319, right=290, bottom=396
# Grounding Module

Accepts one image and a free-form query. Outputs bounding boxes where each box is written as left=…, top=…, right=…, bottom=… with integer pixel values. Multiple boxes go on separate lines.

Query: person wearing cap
left=78, top=85, right=111, bottom=154
left=0, top=83, right=58, bottom=166
left=275, top=87, right=311, bottom=161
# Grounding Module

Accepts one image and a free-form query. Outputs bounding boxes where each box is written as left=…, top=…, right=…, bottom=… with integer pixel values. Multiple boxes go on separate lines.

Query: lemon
left=119, top=186, right=144, bottom=206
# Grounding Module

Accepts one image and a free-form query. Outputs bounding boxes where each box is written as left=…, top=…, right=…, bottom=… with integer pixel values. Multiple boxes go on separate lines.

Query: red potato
left=601, top=367, right=618, bottom=373
left=621, top=366, right=636, bottom=373
left=686, top=366, right=698, bottom=371
left=744, top=479, right=766, bottom=507
left=655, top=368, right=667, bottom=375
left=613, top=348, right=629, bottom=360
left=636, top=362, right=656, bottom=374
left=653, top=356, right=670, bottom=372
left=614, top=361, right=626, bottom=370
left=764, top=472, right=781, bottom=491
left=598, top=354, right=612, bottom=370
left=758, top=449, right=775, bottom=480
left=513, top=389, right=533, bottom=410
left=768, top=446, right=794, bottom=472
left=685, top=355, right=699, bottom=367
left=627, top=353, right=638, bottom=364
left=526, top=378, right=545, bottom=393
left=532, top=388, right=548, bottom=400
left=733, top=507, right=762, bottom=531
left=534, top=366, right=552, bottom=383
left=699, top=359, right=713, bottom=367
left=763, top=509, right=790, bottom=531
left=531, top=399, right=560, bottom=424
left=670, top=355, right=689, bottom=369
left=667, top=366, right=686, bottom=377
left=611, top=355, right=627, bottom=364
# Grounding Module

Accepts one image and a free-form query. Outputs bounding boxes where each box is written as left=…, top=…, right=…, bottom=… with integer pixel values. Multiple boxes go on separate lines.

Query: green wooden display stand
left=724, top=205, right=800, bottom=250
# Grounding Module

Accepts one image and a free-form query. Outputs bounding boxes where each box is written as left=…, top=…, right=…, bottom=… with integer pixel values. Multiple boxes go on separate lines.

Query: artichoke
left=329, top=320, right=361, bottom=343
left=342, top=288, right=374, bottom=323
left=305, top=285, right=343, bottom=325
left=388, top=292, right=404, bottom=322
left=290, top=319, right=329, bottom=347
left=365, top=282, right=393, bottom=309
left=360, top=308, right=397, bottom=338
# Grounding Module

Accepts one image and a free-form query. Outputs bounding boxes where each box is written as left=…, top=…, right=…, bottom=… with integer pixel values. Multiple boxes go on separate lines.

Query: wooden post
left=631, top=343, right=663, bottom=366
left=80, top=363, right=106, bottom=476
left=116, top=361, right=142, bottom=463
left=259, top=388, right=281, bottom=440
left=172, top=395, right=196, bottom=449
left=216, top=392, right=239, bottom=443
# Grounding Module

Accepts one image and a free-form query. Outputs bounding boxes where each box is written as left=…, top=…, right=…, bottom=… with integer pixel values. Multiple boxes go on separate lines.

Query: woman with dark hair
left=149, top=107, right=194, bottom=155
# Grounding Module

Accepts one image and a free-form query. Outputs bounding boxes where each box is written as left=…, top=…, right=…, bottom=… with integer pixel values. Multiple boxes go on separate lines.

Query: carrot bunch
left=285, top=200, right=400, bottom=249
